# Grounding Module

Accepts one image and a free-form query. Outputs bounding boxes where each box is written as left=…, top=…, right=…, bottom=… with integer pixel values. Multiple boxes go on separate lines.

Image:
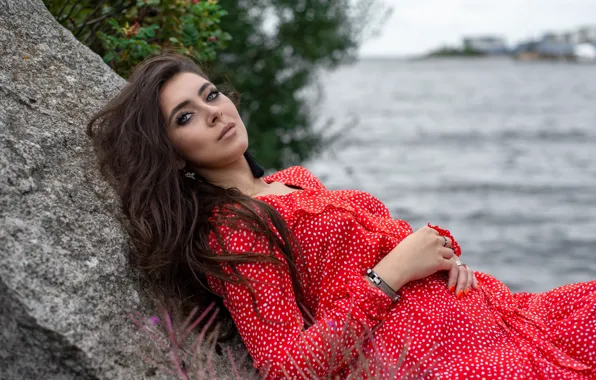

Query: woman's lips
left=218, top=122, right=237, bottom=140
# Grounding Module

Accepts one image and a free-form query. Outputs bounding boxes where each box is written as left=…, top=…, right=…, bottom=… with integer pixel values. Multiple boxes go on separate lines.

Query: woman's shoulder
left=263, top=166, right=326, bottom=191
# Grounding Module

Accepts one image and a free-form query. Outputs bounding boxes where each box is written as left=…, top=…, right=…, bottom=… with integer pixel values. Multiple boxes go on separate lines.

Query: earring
left=183, top=169, right=196, bottom=180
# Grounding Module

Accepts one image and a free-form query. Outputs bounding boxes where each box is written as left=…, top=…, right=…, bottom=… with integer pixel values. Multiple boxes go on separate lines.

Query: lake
left=306, top=57, right=596, bottom=293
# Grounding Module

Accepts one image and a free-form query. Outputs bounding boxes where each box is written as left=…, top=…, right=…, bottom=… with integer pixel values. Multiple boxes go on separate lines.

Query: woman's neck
left=193, top=157, right=271, bottom=197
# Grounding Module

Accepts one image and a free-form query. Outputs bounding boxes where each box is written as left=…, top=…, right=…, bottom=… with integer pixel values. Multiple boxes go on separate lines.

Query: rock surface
left=0, top=1, right=248, bottom=379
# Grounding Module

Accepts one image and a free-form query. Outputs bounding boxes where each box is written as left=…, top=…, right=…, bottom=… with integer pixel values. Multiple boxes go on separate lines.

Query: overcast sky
left=358, top=0, right=596, bottom=56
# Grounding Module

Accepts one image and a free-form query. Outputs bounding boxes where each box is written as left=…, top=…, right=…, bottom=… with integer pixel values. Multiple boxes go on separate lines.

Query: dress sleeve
left=206, top=222, right=394, bottom=379
left=428, top=223, right=462, bottom=256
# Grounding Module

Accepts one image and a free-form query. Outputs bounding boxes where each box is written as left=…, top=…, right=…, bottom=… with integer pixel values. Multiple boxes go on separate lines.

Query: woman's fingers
left=437, top=235, right=452, bottom=249
left=438, top=258, right=454, bottom=272
left=456, top=265, right=468, bottom=298
left=465, top=267, right=474, bottom=294
left=472, top=272, right=479, bottom=289
left=447, top=261, right=458, bottom=293
left=440, top=247, right=455, bottom=259
left=445, top=259, right=478, bottom=297
left=425, top=225, right=440, bottom=235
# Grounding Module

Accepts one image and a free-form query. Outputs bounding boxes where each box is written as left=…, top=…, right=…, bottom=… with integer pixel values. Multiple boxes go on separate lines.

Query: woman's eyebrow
left=198, top=81, right=212, bottom=96
left=167, top=82, right=213, bottom=125
left=167, top=100, right=190, bottom=126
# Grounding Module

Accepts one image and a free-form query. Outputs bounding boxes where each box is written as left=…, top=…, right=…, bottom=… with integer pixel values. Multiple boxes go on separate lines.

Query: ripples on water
left=306, top=58, right=596, bottom=292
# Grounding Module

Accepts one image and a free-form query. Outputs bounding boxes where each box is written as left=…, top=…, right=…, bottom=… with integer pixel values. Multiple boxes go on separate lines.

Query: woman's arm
left=206, top=222, right=394, bottom=379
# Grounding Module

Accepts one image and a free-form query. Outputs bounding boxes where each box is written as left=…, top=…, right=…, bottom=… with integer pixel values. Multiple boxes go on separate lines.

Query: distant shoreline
left=356, top=54, right=595, bottom=64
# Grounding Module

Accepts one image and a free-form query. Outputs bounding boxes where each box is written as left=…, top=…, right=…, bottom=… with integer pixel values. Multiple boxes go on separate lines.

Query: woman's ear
left=175, top=158, right=186, bottom=170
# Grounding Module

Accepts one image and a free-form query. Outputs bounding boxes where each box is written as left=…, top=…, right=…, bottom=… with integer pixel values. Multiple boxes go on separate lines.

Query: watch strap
left=365, top=269, right=400, bottom=302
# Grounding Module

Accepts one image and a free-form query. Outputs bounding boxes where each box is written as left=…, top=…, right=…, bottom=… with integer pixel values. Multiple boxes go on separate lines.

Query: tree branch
left=72, top=0, right=107, bottom=37
left=56, top=0, right=73, bottom=22
left=60, top=0, right=84, bottom=22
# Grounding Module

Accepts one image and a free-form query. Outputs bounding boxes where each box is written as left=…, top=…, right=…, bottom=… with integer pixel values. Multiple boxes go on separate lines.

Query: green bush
left=44, top=0, right=389, bottom=168
left=44, top=0, right=230, bottom=78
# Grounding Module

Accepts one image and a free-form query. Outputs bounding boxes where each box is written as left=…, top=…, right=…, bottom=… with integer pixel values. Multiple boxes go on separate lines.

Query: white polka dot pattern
left=206, top=166, right=596, bottom=379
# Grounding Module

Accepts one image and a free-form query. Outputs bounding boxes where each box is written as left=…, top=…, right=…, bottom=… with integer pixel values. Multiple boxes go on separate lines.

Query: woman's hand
left=372, top=226, right=455, bottom=291
left=446, top=256, right=479, bottom=298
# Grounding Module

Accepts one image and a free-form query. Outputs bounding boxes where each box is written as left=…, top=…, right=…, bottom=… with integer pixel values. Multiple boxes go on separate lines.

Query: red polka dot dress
left=206, top=166, right=596, bottom=379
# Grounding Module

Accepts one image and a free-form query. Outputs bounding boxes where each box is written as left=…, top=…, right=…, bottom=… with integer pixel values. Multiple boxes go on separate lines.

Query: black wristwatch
left=365, top=269, right=400, bottom=302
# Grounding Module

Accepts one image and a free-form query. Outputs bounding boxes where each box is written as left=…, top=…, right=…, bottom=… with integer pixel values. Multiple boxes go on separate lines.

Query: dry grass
left=129, top=301, right=435, bottom=379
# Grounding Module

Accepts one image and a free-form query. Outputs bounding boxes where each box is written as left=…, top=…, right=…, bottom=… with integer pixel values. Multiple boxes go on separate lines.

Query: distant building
left=562, top=32, right=577, bottom=44
left=513, top=26, right=596, bottom=61
left=537, top=32, right=574, bottom=58
left=577, top=26, right=596, bottom=43
left=575, top=43, right=596, bottom=62
left=462, top=36, right=509, bottom=54
left=512, top=40, right=542, bottom=61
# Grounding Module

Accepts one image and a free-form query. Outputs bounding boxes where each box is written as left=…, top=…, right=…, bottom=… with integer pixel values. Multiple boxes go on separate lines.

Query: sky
left=358, top=0, right=596, bottom=57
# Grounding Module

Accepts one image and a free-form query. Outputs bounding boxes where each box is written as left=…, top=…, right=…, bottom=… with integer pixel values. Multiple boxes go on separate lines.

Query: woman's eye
left=176, top=112, right=192, bottom=125
left=207, top=90, right=220, bottom=102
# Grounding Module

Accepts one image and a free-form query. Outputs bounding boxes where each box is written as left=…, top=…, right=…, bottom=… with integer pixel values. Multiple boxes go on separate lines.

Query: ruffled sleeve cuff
left=428, top=223, right=461, bottom=256
left=344, top=271, right=394, bottom=329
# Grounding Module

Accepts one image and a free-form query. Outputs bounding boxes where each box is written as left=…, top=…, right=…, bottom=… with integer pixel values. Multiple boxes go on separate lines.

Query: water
left=306, top=58, right=596, bottom=293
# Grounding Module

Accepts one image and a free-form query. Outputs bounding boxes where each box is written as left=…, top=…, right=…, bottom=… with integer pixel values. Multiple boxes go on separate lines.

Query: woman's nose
left=206, top=106, right=222, bottom=126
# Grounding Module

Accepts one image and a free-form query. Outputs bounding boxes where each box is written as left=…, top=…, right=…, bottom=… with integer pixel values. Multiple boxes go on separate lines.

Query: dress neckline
left=252, top=181, right=305, bottom=200
left=251, top=166, right=324, bottom=199
left=252, top=171, right=306, bottom=199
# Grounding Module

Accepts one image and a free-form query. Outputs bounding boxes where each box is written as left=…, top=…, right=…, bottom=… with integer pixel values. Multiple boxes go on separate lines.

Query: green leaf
left=103, top=51, right=116, bottom=63
left=181, top=20, right=200, bottom=46
left=107, top=18, right=119, bottom=29
left=137, top=24, right=159, bottom=39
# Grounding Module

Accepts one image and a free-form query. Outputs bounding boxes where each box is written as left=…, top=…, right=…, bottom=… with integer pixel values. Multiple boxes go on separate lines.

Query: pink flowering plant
left=129, top=302, right=257, bottom=379
left=129, top=300, right=429, bottom=379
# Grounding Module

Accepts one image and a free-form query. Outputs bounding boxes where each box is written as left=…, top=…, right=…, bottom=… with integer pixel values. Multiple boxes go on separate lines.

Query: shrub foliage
left=44, top=0, right=389, bottom=168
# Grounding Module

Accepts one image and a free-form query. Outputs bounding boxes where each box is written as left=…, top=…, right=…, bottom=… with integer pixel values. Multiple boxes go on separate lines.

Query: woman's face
left=160, top=72, right=248, bottom=171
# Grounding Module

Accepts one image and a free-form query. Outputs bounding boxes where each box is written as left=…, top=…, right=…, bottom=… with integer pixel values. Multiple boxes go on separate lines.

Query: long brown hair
left=86, top=54, right=309, bottom=339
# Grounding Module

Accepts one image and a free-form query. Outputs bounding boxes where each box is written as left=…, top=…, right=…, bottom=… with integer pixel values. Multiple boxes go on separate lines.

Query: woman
left=87, top=54, right=596, bottom=379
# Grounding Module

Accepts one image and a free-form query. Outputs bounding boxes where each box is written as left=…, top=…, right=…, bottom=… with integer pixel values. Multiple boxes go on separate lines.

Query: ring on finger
left=442, top=236, right=448, bottom=247
left=456, top=260, right=466, bottom=267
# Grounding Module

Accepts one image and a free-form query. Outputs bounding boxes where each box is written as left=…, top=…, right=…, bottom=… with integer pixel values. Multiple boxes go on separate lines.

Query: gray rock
left=0, top=1, right=249, bottom=379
